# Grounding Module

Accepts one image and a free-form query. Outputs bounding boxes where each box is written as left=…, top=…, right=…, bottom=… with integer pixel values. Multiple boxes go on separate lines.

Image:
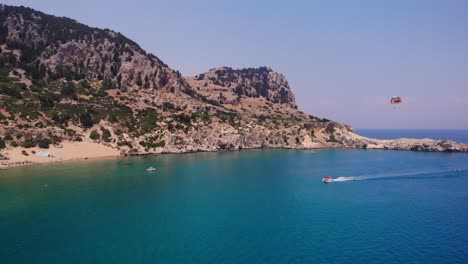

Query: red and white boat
left=322, top=176, right=333, bottom=183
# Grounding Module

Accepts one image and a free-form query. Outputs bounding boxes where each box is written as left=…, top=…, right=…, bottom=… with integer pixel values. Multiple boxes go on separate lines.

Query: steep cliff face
left=187, top=67, right=296, bottom=108
left=0, top=5, right=190, bottom=93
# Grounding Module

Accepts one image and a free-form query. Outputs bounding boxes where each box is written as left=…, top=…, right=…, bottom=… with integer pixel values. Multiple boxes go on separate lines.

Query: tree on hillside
left=80, top=112, right=94, bottom=129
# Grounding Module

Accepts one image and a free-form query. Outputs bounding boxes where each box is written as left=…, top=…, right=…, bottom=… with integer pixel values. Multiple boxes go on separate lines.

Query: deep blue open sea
left=1, top=130, right=468, bottom=263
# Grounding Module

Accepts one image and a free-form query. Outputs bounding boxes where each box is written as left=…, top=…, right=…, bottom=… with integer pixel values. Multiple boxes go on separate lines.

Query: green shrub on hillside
left=21, top=139, right=36, bottom=148
left=64, top=129, right=76, bottom=136
left=37, top=138, right=52, bottom=149
left=0, top=84, right=23, bottom=99
left=89, top=130, right=100, bottom=140
left=101, top=127, right=112, bottom=142
left=154, top=140, right=165, bottom=148
left=327, top=134, right=342, bottom=144
left=60, top=82, right=77, bottom=99
left=39, top=93, right=60, bottom=108
left=191, top=111, right=211, bottom=123
left=325, top=123, right=335, bottom=134
left=80, top=112, right=94, bottom=128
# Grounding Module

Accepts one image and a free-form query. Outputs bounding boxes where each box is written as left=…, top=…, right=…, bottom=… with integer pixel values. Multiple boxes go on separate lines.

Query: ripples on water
left=1, top=149, right=468, bottom=263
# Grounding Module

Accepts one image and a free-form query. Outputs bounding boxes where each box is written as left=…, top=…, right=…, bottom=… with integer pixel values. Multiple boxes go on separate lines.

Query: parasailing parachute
left=390, top=96, right=402, bottom=104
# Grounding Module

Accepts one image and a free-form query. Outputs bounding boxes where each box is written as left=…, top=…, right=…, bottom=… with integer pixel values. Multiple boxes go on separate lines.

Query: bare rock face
left=0, top=5, right=191, bottom=93
left=187, top=67, right=297, bottom=108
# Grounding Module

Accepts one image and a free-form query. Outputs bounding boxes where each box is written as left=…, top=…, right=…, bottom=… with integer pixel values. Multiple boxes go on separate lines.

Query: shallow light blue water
left=1, top=149, right=468, bottom=264
left=356, top=129, right=468, bottom=144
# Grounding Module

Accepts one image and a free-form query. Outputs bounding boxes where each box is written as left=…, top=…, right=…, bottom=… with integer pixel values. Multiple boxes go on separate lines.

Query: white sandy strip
left=0, top=141, right=120, bottom=168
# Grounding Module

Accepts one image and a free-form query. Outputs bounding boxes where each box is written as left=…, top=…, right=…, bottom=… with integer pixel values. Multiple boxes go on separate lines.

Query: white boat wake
left=331, top=168, right=467, bottom=183
left=332, top=176, right=367, bottom=182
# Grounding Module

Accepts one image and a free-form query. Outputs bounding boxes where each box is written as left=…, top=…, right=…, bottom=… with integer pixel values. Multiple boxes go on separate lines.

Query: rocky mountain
left=0, top=4, right=466, bottom=160
left=187, top=67, right=296, bottom=108
left=0, top=5, right=190, bottom=93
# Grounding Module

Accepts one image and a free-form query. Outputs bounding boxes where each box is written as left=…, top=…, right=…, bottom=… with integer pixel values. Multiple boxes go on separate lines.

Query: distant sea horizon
left=356, top=128, right=468, bottom=144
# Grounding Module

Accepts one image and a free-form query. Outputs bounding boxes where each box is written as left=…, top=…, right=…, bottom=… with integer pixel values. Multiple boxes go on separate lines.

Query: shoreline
left=0, top=155, right=123, bottom=169
left=0, top=141, right=121, bottom=169
left=2, top=141, right=467, bottom=170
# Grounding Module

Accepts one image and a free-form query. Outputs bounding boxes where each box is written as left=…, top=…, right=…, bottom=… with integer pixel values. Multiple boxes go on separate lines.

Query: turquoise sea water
left=1, top=149, right=468, bottom=263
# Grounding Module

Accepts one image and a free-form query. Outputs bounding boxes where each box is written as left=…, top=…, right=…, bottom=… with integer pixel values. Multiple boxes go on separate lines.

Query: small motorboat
left=146, top=167, right=156, bottom=171
left=322, top=175, right=333, bottom=183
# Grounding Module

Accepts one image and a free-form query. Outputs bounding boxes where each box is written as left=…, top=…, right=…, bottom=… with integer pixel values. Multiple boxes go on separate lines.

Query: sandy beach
left=0, top=141, right=121, bottom=168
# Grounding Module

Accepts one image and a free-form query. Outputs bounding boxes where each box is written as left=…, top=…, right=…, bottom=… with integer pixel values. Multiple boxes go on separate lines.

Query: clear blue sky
left=4, top=0, right=468, bottom=129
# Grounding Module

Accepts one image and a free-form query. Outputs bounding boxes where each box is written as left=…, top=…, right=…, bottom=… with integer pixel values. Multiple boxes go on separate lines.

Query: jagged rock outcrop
left=186, top=66, right=297, bottom=108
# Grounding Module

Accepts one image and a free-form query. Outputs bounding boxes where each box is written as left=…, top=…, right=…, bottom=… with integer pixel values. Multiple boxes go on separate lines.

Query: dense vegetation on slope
left=0, top=5, right=349, bottom=155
